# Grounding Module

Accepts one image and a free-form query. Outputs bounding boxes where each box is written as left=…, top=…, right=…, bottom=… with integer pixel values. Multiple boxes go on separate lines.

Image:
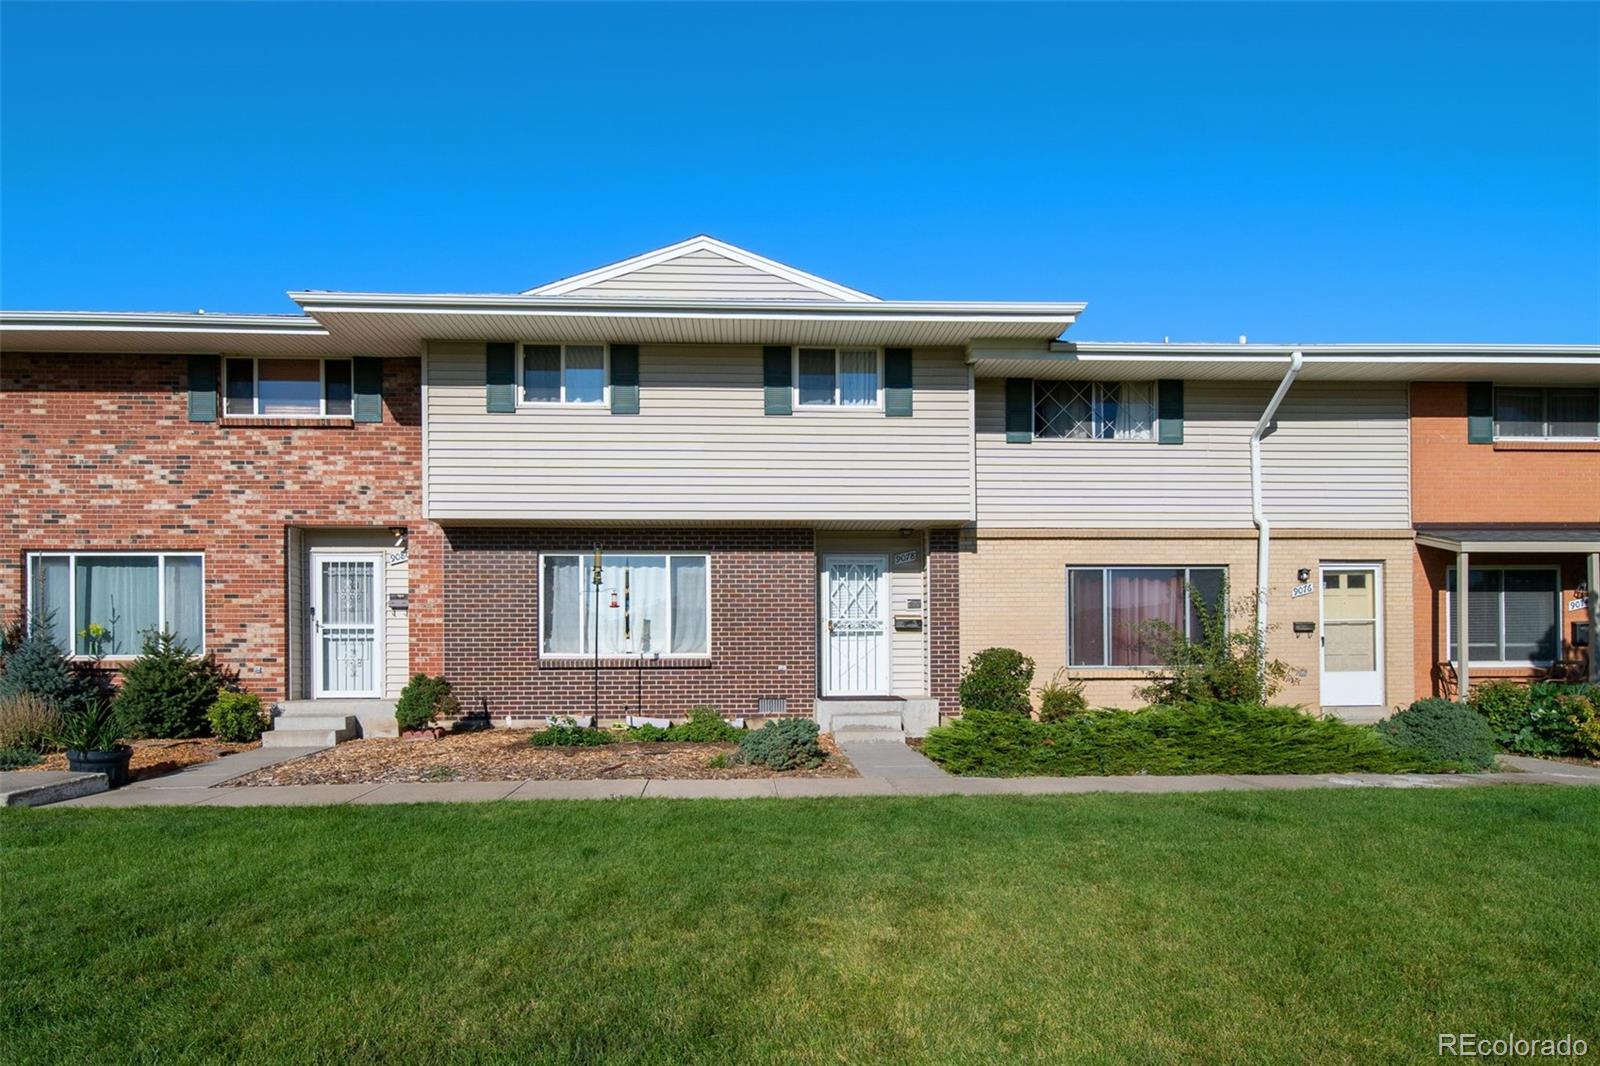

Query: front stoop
left=815, top=699, right=941, bottom=739
left=267, top=699, right=397, bottom=747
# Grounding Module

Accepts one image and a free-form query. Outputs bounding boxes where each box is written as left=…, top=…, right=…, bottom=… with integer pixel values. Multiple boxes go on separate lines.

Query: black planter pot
left=66, top=746, right=133, bottom=788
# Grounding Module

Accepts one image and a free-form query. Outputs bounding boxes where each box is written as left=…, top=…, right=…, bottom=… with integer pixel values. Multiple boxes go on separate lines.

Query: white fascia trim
left=1, top=311, right=327, bottom=336
left=519, top=234, right=882, bottom=302
left=1055, top=341, right=1600, bottom=358
left=291, top=292, right=1085, bottom=318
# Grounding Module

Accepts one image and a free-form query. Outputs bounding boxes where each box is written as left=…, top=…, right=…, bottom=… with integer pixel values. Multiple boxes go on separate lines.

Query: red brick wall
left=0, top=351, right=442, bottom=699
left=442, top=527, right=817, bottom=722
left=928, top=527, right=961, bottom=716
left=1410, top=382, right=1600, bottom=526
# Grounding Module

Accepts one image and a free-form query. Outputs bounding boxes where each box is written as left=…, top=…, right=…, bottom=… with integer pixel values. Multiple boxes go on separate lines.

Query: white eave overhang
left=968, top=340, right=1600, bottom=383
left=287, top=292, right=1086, bottom=353
left=1, top=311, right=334, bottom=356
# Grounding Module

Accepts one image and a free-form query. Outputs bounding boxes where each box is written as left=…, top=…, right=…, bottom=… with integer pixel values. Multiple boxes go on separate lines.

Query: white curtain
left=630, top=557, right=668, bottom=655
left=163, top=556, right=205, bottom=652
left=542, top=555, right=582, bottom=653
left=76, top=556, right=159, bottom=655
left=838, top=349, right=878, bottom=406
left=671, top=557, right=708, bottom=654
left=1115, top=382, right=1154, bottom=440
left=564, top=345, right=606, bottom=404
left=32, top=556, right=72, bottom=652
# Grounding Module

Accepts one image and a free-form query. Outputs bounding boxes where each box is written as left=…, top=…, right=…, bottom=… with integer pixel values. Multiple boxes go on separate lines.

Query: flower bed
left=224, top=729, right=857, bottom=785
left=18, top=737, right=257, bottom=782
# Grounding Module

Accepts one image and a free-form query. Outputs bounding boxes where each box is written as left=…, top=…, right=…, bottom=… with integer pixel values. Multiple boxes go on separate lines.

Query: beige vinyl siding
left=975, top=379, right=1410, bottom=529
left=426, top=342, right=972, bottom=523
left=301, top=529, right=408, bottom=699
left=286, top=527, right=306, bottom=700
left=567, top=249, right=840, bottom=302
left=817, top=532, right=929, bottom=697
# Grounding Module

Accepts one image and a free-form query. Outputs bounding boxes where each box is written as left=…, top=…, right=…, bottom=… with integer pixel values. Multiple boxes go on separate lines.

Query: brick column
left=928, top=527, right=961, bottom=716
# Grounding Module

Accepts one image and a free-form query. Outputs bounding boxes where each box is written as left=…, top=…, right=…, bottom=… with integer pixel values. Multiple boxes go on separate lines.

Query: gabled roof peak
left=521, top=235, right=881, bottom=303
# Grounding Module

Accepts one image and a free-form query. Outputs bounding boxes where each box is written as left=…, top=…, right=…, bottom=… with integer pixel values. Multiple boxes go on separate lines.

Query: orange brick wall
left=1410, top=381, right=1600, bottom=526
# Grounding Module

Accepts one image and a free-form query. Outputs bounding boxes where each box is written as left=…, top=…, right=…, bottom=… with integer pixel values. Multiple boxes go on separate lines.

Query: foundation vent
left=757, top=698, right=788, bottom=716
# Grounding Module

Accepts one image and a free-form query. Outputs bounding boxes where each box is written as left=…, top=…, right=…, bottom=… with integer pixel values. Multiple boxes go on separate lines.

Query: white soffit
left=0, top=311, right=336, bottom=356
left=520, top=235, right=882, bottom=302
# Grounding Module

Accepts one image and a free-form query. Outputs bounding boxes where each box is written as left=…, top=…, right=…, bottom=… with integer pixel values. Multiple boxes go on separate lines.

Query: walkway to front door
left=821, top=554, right=889, bottom=697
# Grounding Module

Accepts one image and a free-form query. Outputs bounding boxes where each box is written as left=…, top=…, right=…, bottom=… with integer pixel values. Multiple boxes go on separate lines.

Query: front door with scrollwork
left=311, top=554, right=383, bottom=699
left=822, top=554, right=889, bottom=697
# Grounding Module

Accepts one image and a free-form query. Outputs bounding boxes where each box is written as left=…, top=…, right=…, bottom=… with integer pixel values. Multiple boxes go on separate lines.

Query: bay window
left=1035, top=381, right=1155, bottom=440
left=520, top=344, right=608, bottom=405
left=796, top=347, right=881, bottom=408
left=1068, top=566, right=1225, bottom=667
left=541, top=553, right=710, bottom=658
left=224, top=357, right=352, bottom=417
left=26, top=552, right=205, bottom=657
left=1447, top=566, right=1559, bottom=665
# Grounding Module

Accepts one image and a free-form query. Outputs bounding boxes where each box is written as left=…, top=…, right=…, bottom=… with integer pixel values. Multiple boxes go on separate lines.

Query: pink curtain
left=1110, top=570, right=1183, bottom=666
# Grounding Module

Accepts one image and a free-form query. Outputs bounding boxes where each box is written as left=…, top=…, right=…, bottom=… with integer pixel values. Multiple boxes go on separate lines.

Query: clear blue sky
left=2, top=2, right=1597, bottom=342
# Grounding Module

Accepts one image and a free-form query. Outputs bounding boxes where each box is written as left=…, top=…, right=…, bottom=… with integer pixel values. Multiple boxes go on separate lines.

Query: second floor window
left=1494, top=386, right=1599, bottom=440
left=1035, top=381, right=1154, bottom=440
left=224, top=358, right=352, bottom=417
left=797, top=347, right=880, bottom=407
left=521, top=344, right=607, bottom=405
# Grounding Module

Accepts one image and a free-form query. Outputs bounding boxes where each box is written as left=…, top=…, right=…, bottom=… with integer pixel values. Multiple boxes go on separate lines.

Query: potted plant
left=55, top=699, right=133, bottom=787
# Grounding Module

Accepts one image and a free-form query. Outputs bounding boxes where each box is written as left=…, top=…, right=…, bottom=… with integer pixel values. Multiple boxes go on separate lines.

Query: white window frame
left=792, top=346, right=884, bottom=410
left=1065, top=565, right=1226, bottom=668
left=1446, top=564, right=1563, bottom=667
left=517, top=343, right=611, bottom=406
left=25, top=551, right=206, bottom=660
left=537, top=552, right=712, bottom=660
left=1492, top=385, right=1600, bottom=442
left=1034, top=380, right=1157, bottom=442
left=221, top=357, right=354, bottom=419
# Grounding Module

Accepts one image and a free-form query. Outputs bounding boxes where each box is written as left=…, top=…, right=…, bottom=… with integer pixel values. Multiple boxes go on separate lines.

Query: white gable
left=522, top=235, right=879, bottom=302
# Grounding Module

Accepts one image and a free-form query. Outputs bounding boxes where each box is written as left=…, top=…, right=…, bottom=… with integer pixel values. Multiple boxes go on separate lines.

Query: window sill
left=1062, top=667, right=1168, bottom=680
left=221, top=417, right=355, bottom=429
left=1492, top=440, right=1600, bottom=451
left=539, top=657, right=713, bottom=670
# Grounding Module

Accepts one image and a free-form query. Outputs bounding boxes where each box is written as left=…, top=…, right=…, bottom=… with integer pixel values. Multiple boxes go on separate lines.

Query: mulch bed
left=20, top=738, right=259, bottom=782
left=224, top=729, right=858, bottom=786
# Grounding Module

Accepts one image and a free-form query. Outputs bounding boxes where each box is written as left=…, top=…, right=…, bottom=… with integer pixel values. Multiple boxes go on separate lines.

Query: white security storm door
left=312, top=553, right=383, bottom=699
left=1319, top=564, right=1384, bottom=707
left=821, top=554, right=890, bottom=697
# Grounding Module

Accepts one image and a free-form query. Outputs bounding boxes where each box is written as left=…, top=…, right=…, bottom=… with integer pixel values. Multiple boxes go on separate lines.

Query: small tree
left=959, top=647, right=1036, bottom=715
left=0, top=615, right=100, bottom=713
left=116, top=631, right=237, bottom=739
left=394, top=673, right=461, bottom=732
left=1134, top=585, right=1293, bottom=707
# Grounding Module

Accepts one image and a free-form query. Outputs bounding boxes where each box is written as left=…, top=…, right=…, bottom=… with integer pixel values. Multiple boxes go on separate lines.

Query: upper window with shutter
left=794, top=347, right=882, bottom=409
left=519, top=344, right=609, bottom=406
left=1034, top=381, right=1155, bottom=441
left=1493, top=386, right=1600, bottom=441
left=222, top=357, right=355, bottom=418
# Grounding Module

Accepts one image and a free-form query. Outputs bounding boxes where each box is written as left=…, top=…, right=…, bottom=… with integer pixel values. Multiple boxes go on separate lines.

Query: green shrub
left=1035, top=670, right=1087, bottom=723
left=923, top=703, right=1446, bottom=778
left=1471, top=680, right=1532, bottom=737
left=626, top=723, right=672, bottom=742
left=1572, top=697, right=1600, bottom=760
left=1375, top=699, right=1498, bottom=771
left=959, top=648, right=1035, bottom=715
left=0, top=622, right=101, bottom=714
left=667, top=705, right=740, bottom=743
left=530, top=719, right=616, bottom=747
left=394, top=673, right=461, bottom=733
left=207, top=691, right=267, bottom=743
left=115, top=631, right=236, bottom=739
left=0, top=748, right=41, bottom=771
left=1134, top=587, right=1293, bottom=707
left=738, top=718, right=823, bottom=770
left=0, top=693, right=63, bottom=753
left=53, top=699, right=127, bottom=753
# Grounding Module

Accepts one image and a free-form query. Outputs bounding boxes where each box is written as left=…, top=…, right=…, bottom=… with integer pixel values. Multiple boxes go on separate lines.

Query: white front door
left=822, top=554, right=890, bottom=697
left=311, top=553, right=383, bottom=699
left=1319, top=563, right=1384, bottom=707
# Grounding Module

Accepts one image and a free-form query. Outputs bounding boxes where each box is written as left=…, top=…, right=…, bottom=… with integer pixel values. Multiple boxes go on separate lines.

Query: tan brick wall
left=960, top=529, right=1415, bottom=712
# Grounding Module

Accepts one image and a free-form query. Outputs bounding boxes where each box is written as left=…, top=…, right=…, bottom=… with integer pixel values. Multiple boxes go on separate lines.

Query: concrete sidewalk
left=35, top=738, right=1600, bottom=808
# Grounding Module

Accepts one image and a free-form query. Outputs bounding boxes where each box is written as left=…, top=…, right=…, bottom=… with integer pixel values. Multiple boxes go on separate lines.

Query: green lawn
left=3, top=789, right=1596, bottom=1064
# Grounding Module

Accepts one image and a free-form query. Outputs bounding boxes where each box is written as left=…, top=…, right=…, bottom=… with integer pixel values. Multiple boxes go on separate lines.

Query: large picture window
left=520, top=344, right=608, bottom=405
left=1447, top=566, right=1559, bottom=665
left=541, top=553, right=710, bottom=658
left=795, top=347, right=881, bottom=408
left=26, top=552, right=205, bottom=657
left=1035, top=381, right=1155, bottom=441
left=1067, top=566, right=1225, bottom=667
left=224, top=357, right=352, bottom=417
left=1494, top=386, right=1599, bottom=440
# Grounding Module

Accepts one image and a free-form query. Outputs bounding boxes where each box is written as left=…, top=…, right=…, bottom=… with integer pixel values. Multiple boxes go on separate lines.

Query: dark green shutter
left=610, top=344, right=639, bottom=414
left=353, top=357, right=383, bottom=423
left=1005, top=378, right=1033, bottom=443
left=884, top=348, right=913, bottom=417
left=763, top=346, right=792, bottom=415
left=485, top=343, right=516, bottom=413
left=1157, top=379, right=1184, bottom=444
left=1466, top=381, right=1493, bottom=444
left=186, top=355, right=218, bottom=422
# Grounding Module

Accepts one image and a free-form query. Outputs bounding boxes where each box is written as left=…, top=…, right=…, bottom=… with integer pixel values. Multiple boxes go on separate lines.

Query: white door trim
left=1318, top=561, right=1385, bottom=707
left=820, top=553, right=891, bottom=697
left=310, top=551, right=385, bottom=699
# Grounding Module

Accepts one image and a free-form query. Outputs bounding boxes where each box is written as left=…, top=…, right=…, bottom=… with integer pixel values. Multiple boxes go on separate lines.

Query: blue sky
left=2, top=2, right=1596, bottom=342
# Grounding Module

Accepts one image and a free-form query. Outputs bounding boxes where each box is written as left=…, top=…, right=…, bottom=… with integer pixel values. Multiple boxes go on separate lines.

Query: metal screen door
left=312, top=554, right=382, bottom=698
left=822, top=554, right=889, bottom=696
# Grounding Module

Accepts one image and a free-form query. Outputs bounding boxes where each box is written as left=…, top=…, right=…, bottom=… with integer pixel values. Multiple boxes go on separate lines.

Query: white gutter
left=1250, top=351, right=1304, bottom=684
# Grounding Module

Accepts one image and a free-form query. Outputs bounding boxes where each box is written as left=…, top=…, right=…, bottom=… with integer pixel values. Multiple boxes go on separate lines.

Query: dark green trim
left=1157, top=379, right=1184, bottom=444
left=186, top=355, right=218, bottom=422
left=1466, top=381, right=1493, bottom=444
left=1005, top=378, right=1033, bottom=443
left=610, top=344, right=640, bottom=414
left=486, top=342, right=516, bottom=413
left=763, top=346, right=792, bottom=415
left=884, top=348, right=913, bottom=417
left=353, top=357, right=383, bottom=423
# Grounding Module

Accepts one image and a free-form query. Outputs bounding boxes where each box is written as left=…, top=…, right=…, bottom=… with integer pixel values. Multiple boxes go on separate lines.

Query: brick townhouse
left=2, top=236, right=1596, bottom=742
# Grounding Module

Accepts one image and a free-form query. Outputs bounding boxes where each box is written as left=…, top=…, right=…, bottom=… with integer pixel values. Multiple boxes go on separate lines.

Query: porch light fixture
left=899, top=527, right=913, bottom=537
left=1298, top=568, right=1311, bottom=583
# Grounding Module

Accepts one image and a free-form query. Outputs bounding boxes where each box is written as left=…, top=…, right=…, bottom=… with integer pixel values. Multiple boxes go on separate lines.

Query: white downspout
left=1250, top=351, right=1304, bottom=684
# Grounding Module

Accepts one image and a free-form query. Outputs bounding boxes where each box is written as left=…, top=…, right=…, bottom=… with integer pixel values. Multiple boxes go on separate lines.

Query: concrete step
left=270, top=714, right=358, bottom=732
left=828, top=711, right=903, bottom=729
left=271, top=700, right=397, bottom=739
left=815, top=698, right=941, bottom=738
left=262, top=728, right=352, bottom=748
left=832, top=726, right=906, bottom=743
